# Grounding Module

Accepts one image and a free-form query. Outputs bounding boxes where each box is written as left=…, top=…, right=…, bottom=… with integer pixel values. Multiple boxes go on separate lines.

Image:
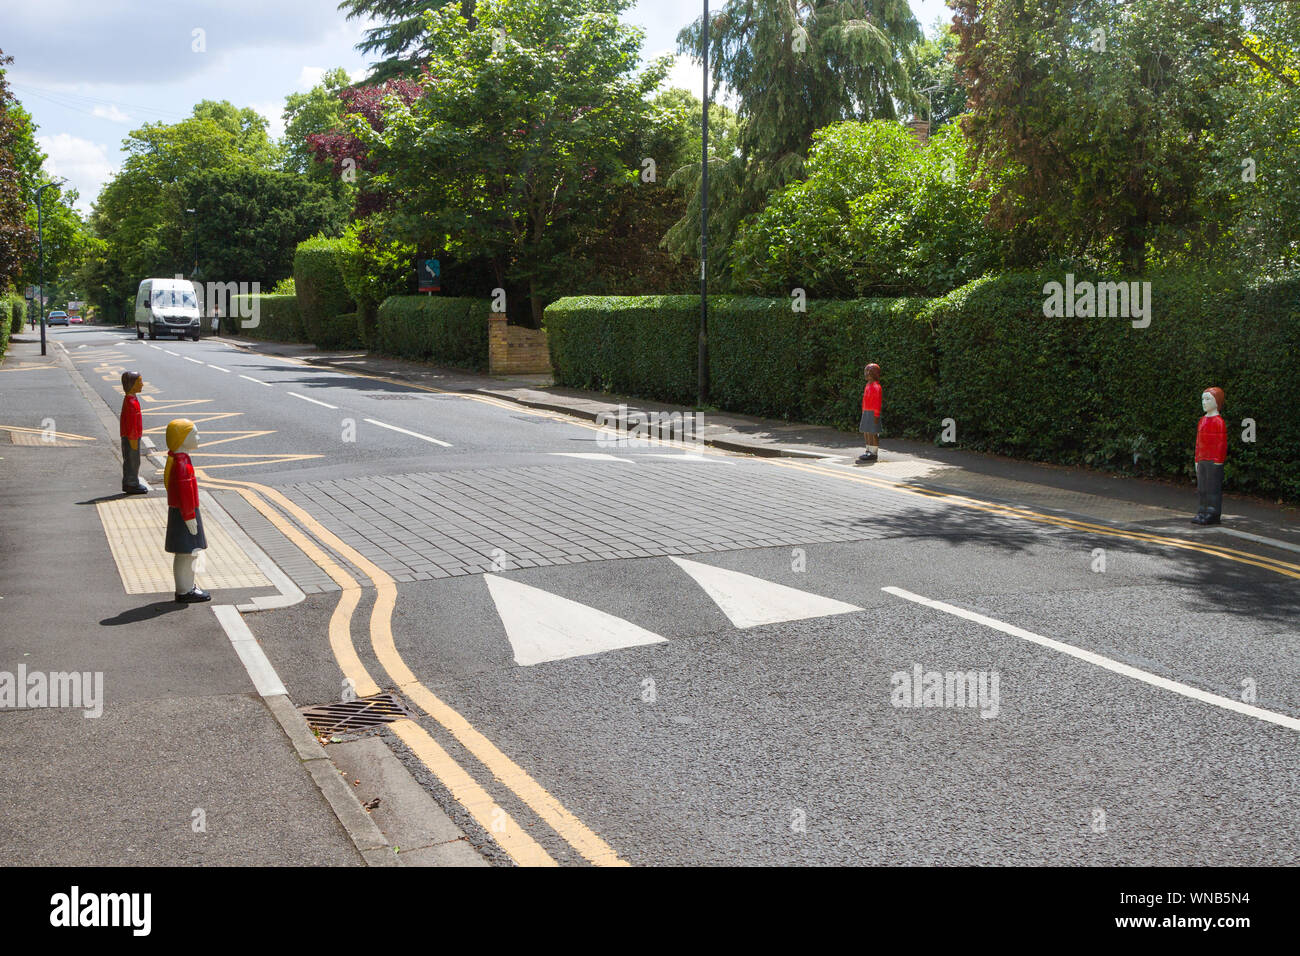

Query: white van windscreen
left=152, top=289, right=198, bottom=309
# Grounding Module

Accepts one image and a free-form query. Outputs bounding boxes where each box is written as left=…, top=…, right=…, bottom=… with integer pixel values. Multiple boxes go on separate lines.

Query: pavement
left=4, top=325, right=1298, bottom=867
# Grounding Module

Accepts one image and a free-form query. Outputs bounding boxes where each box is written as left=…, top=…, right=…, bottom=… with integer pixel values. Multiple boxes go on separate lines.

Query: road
left=50, top=324, right=1300, bottom=866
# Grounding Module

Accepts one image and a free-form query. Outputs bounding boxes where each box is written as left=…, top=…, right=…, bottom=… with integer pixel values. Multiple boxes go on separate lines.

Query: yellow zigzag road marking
left=0, top=424, right=96, bottom=441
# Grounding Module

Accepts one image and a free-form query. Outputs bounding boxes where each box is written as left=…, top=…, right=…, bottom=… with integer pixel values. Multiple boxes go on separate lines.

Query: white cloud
left=91, top=104, right=131, bottom=123
left=298, top=66, right=328, bottom=90
left=250, top=101, right=286, bottom=139
left=37, top=134, right=116, bottom=215
left=654, top=52, right=736, bottom=109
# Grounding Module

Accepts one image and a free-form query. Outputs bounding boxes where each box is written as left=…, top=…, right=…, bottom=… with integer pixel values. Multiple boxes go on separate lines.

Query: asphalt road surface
left=54, top=325, right=1300, bottom=866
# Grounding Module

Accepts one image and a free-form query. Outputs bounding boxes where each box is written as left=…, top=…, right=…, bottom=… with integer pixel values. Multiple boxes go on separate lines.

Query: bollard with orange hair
left=164, top=418, right=210, bottom=602
left=1192, top=387, right=1227, bottom=526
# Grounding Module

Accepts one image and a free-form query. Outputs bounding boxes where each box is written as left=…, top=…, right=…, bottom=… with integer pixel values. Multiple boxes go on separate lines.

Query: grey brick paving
left=215, top=488, right=340, bottom=594
left=279, top=459, right=979, bottom=581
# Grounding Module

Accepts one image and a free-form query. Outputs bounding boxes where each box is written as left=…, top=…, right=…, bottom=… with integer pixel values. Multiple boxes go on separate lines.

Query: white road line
left=289, top=391, right=338, bottom=409
left=184, top=356, right=205, bottom=365
left=163, top=349, right=179, bottom=356
left=240, top=374, right=272, bottom=386
left=363, top=417, right=451, bottom=447
left=882, top=586, right=1300, bottom=733
left=1214, top=527, right=1300, bottom=556
left=672, top=556, right=860, bottom=628
left=485, top=575, right=666, bottom=666
left=549, top=452, right=633, bottom=462
left=211, top=605, right=287, bottom=697
left=207, top=364, right=230, bottom=373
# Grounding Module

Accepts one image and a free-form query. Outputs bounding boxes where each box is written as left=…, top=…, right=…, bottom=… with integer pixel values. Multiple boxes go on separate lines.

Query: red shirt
left=1195, top=415, right=1227, bottom=464
left=862, top=381, right=882, bottom=414
left=119, top=395, right=142, bottom=441
left=167, top=452, right=199, bottom=520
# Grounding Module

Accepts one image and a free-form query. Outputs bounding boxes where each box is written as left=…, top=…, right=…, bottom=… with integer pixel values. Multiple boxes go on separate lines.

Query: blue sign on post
left=417, top=257, right=441, bottom=293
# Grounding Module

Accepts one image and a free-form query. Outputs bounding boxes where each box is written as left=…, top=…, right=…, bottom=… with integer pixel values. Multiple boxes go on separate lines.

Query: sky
left=2, top=0, right=953, bottom=214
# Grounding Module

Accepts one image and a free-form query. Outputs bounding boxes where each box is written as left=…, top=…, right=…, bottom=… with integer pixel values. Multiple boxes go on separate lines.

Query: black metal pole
left=698, top=0, right=710, bottom=407
left=36, top=183, right=50, bottom=357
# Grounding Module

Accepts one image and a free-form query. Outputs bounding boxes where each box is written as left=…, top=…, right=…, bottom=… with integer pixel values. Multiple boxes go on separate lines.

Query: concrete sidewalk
left=221, top=336, right=1300, bottom=558
left=0, top=338, right=367, bottom=866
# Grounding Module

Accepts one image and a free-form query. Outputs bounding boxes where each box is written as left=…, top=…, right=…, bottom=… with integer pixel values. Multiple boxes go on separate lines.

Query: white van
left=135, top=278, right=202, bottom=340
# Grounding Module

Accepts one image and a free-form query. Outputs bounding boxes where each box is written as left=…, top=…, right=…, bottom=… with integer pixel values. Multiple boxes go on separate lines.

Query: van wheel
left=136, top=326, right=144, bottom=340
left=148, top=326, right=157, bottom=340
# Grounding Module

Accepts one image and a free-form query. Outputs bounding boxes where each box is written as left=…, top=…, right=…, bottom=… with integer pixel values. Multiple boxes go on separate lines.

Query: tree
left=358, top=0, right=669, bottom=323
left=670, top=0, right=922, bottom=278
left=339, top=0, right=477, bottom=82
left=953, top=0, right=1300, bottom=272
left=0, top=51, right=36, bottom=291
left=730, top=120, right=1011, bottom=297
left=85, top=101, right=282, bottom=315
left=282, top=67, right=354, bottom=180
left=910, top=17, right=966, bottom=130
left=183, top=167, right=350, bottom=286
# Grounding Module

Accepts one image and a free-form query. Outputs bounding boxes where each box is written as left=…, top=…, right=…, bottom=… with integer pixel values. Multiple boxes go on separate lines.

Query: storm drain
left=299, top=693, right=412, bottom=734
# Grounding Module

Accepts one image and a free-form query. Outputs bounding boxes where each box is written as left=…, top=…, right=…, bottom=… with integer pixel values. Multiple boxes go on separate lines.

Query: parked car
left=134, top=278, right=201, bottom=341
left=46, top=310, right=69, bottom=326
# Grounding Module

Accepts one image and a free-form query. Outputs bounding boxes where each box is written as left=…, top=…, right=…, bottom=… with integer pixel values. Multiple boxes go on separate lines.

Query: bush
left=293, top=236, right=355, bottom=347
left=317, top=312, right=365, bottom=350
left=376, top=297, right=490, bottom=371
left=336, top=223, right=414, bottom=349
left=3, top=290, right=25, bottom=335
left=926, top=268, right=1300, bottom=498
left=544, top=295, right=935, bottom=435
left=228, top=294, right=306, bottom=342
left=545, top=296, right=700, bottom=404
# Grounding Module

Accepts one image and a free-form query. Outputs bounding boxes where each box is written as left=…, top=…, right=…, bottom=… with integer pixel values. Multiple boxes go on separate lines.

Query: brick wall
left=488, top=312, right=552, bottom=375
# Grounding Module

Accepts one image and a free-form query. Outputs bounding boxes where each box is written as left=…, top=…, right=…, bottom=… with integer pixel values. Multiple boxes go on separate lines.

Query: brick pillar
left=488, top=313, right=552, bottom=375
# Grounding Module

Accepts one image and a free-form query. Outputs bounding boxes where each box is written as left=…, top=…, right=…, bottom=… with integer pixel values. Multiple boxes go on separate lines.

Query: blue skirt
left=859, top=410, right=880, bottom=435
left=165, top=505, right=207, bottom=553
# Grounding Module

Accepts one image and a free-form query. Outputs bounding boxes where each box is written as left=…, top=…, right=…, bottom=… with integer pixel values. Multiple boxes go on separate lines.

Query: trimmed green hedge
left=545, top=274, right=1299, bottom=499
left=376, top=297, right=490, bottom=371
left=294, top=237, right=356, bottom=347
left=3, top=291, right=24, bottom=335
left=228, top=294, right=306, bottom=342
left=926, top=268, right=1300, bottom=498
left=318, top=312, right=364, bottom=350
left=544, top=295, right=935, bottom=437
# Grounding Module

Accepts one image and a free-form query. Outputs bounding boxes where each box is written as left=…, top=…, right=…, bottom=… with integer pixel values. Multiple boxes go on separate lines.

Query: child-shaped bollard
left=163, top=419, right=210, bottom=603
left=1192, top=387, right=1227, bottom=526
left=119, top=372, right=150, bottom=494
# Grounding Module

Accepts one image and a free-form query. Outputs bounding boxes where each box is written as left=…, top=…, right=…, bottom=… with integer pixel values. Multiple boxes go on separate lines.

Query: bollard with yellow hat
left=163, top=418, right=210, bottom=603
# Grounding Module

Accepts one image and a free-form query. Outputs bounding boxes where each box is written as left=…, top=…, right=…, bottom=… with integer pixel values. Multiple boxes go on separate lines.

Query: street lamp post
left=35, top=180, right=62, bottom=357
left=186, top=207, right=198, bottom=277
left=698, top=0, right=710, bottom=407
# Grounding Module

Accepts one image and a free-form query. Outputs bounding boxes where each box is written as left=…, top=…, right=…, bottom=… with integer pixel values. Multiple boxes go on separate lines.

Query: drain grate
left=299, top=693, right=412, bottom=734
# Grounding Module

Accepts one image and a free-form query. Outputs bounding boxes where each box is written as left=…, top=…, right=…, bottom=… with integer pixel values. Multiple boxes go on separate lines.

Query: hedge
left=228, top=294, right=306, bottom=342
left=376, top=296, right=490, bottom=371
left=544, top=295, right=935, bottom=437
left=3, top=291, right=25, bottom=336
left=318, top=312, right=365, bottom=350
left=545, top=273, right=1299, bottom=499
left=293, top=237, right=355, bottom=347
left=926, top=268, right=1300, bottom=499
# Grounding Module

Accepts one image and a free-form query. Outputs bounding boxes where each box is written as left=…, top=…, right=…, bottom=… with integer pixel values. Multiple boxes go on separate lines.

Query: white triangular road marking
left=485, top=575, right=667, bottom=666
left=669, top=557, right=861, bottom=629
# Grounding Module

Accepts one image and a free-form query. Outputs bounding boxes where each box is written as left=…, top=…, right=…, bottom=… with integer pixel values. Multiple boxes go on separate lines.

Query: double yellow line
left=766, top=457, right=1300, bottom=581
left=203, top=473, right=627, bottom=867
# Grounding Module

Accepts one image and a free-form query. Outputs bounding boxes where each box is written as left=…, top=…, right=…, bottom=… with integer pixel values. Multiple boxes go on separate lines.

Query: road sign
left=417, top=257, right=441, bottom=293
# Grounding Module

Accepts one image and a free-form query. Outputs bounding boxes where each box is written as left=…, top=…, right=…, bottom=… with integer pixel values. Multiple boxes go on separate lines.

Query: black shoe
left=1203, top=513, right=1221, bottom=525
left=123, top=483, right=150, bottom=495
left=175, top=588, right=211, bottom=604
left=1191, top=514, right=1206, bottom=525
